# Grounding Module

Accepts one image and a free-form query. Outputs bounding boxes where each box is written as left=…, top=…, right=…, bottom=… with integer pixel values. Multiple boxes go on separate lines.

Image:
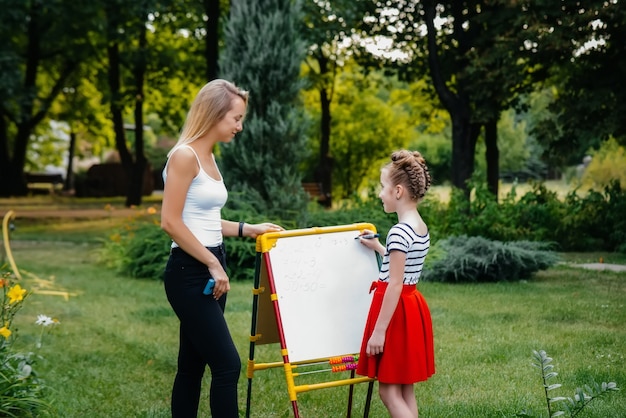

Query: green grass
left=4, top=235, right=625, bottom=417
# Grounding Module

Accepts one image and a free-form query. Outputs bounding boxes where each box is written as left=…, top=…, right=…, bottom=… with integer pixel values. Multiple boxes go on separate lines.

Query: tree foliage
left=218, top=0, right=310, bottom=219
left=300, top=0, right=377, bottom=206
left=329, top=66, right=415, bottom=198
left=519, top=0, right=626, bottom=164
left=0, top=0, right=99, bottom=196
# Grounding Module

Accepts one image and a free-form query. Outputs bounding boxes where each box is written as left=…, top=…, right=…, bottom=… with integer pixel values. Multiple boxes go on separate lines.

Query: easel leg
left=291, top=400, right=300, bottom=418
left=246, top=253, right=263, bottom=418
left=346, top=370, right=355, bottom=418
left=245, top=378, right=253, bottom=418
left=363, top=380, right=375, bottom=418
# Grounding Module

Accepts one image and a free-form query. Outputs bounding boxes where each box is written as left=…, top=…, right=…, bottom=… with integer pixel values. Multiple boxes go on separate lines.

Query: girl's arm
left=366, top=250, right=406, bottom=356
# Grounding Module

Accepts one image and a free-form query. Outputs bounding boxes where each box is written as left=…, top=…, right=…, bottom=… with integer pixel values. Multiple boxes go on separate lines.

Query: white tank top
left=163, top=145, right=228, bottom=248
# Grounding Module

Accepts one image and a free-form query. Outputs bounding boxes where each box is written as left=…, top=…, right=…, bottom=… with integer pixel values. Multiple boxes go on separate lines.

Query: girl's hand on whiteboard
left=245, top=222, right=284, bottom=239
left=357, top=230, right=385, bottom=255
left=366, top=331, right=385, bottom=356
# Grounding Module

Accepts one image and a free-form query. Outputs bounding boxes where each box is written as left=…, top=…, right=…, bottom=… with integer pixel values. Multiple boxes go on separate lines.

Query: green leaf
left=549, top=396, right=567, bottom=402
left=544, top=371, right=558, bottom=379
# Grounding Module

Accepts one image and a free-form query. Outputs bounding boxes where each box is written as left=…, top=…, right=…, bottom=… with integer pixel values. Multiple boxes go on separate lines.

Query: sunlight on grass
left=428, top=179, right=578, bottom=204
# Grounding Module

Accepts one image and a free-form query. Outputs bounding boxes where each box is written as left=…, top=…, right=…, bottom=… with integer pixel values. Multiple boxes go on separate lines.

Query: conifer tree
left=218, top=0, right=310, bottom=220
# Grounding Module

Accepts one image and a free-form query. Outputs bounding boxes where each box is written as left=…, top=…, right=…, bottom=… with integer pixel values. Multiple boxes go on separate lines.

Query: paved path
left=569, top=262, right=626, bottom=273
left=1, top=207, right=160, bottom=219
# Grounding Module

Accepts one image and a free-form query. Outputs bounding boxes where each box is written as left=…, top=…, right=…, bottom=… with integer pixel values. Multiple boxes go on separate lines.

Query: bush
left=100, top=211, right=169, bottom=281
left=99, top=204, right=282, bottom=282
left=580, top=137, right=626, bottom=190
left=433, top=179, right=626, bottom=253
left=422, top=235, right=560, bottom=283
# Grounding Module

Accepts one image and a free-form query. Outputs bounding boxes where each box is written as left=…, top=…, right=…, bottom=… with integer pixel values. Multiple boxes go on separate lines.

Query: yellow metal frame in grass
left=2, top=210, right=77, bottom=300
left=245, top=223, right=378, bottom=418
left=2, top=210, right=22, bottom=280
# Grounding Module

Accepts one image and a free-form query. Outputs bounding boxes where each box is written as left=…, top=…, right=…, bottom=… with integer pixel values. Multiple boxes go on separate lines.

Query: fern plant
left=517, top=350, right=619, bottom=417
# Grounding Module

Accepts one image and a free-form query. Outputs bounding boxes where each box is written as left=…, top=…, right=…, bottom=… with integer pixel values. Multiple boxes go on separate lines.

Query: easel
left=245, top=224, right=380, bottom=417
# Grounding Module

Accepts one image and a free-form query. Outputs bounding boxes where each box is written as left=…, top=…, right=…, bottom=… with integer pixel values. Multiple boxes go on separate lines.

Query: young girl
left=356, top=150, right=435, bottom=418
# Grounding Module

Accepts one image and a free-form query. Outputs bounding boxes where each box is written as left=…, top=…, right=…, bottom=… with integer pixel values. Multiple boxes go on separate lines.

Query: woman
left=161, top=79, right=283, bottom=417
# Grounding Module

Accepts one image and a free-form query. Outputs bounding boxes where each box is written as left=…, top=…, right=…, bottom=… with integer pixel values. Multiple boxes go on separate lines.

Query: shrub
left=422, top=235, right=560, bottom=283
left=580, top=137, right=626, bottom=190
left=559, top=180, right=626, bottom=252
left=100, top=215, right=169, bottom=281
left=99, top=204, right=282, bottom=282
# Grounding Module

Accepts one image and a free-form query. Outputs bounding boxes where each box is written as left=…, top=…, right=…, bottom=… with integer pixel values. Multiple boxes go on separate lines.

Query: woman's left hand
left=245, top=222, right=284, bottom=239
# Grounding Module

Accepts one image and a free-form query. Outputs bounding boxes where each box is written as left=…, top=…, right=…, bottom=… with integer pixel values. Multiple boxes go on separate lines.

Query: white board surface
left=266, top=229, right=379, bottom=362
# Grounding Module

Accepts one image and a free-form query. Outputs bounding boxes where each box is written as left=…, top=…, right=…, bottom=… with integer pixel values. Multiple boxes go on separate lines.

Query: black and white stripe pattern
left=378, top=223, right=430, bottom=285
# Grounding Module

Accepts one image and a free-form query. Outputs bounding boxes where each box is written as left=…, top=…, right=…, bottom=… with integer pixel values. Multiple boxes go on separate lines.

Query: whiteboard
left=262, top=227, right=379, bottom=363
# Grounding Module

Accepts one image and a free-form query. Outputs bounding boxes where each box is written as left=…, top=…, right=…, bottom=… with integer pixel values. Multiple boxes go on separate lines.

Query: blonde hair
left=385, top=149, right=432, bottom=201
left=168, top=79, right=249, bottom=156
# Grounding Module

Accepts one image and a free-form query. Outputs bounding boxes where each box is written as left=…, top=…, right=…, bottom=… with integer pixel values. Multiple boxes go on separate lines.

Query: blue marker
left=355, top=233, right=380, bottom=240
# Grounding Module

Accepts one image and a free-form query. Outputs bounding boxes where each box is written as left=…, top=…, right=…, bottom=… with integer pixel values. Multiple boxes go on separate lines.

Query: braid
left=389, top=150, right=432, bottom=201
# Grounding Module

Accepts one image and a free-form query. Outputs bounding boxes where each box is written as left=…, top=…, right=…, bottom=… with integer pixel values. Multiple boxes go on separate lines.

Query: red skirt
left=356, top=281, right=435, bottom=384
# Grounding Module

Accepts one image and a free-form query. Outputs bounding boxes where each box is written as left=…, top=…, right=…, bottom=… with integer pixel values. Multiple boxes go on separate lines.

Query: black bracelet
left=238, top=221, right=244, bottom=238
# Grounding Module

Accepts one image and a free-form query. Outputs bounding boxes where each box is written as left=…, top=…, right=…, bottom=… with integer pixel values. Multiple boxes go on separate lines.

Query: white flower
left=19, top=364, right=32, bottom=378
left=35, top=314, right=55, bottom=327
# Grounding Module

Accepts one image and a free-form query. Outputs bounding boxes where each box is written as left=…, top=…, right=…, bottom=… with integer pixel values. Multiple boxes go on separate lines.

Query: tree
left=45, top=73, right=112, bottom=193
left=219, top=0, right=310, bottom=220
left=301, top=0, right=375, bottom=207
left=520, top=0, right=626, bottom=165
left=101, top=0, right=210, bottom=206
left=0, top=0, right=98, bottom=196
left=362, top=2, right=597, bottom=200
left=327, top=65, right=422, bottom=198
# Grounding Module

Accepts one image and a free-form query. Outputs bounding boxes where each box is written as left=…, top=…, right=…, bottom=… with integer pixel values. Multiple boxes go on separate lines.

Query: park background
left=1, top=0, right=625, bottom=417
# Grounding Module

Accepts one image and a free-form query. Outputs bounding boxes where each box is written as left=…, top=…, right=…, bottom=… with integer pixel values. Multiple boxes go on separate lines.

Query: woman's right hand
left=208, top=265, right=230, bottom=299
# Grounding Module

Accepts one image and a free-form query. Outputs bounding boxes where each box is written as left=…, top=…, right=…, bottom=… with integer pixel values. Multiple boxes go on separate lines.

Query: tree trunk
left=204, top=0, right=220, bottom=81
left=4, top=0, right=43, bottom=197
left=0, top=163, right=28, bottom=196
left=316, top=85, right=333, bottom=207
left=314, top=54, right=333, bottom=207
left=484, top=119, right=499, bottom=199
left=424, top=0, right=476, bottom=196
left=64, top=130, right=77, bottom=192
left=126, top=18, right=149, bottom=207
left=449, top=113, right=478, bottom=195
left=107, top=44, right=132, bottom=166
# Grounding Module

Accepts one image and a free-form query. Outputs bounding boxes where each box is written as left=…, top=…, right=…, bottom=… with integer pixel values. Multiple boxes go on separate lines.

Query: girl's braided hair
left=386, top=150, right=432, bottom=201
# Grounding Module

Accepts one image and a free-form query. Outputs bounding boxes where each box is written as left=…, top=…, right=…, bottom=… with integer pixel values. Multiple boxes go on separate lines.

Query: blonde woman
left=161, top=79, right=283, bottom=417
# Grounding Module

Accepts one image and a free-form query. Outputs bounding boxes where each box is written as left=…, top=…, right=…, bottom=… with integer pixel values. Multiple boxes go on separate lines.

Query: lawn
left=4, top=228, right=625, bottom=417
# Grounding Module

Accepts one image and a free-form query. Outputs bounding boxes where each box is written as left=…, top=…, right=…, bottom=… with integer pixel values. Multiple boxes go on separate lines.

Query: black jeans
left=164, top=244, right=240, bottom=418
